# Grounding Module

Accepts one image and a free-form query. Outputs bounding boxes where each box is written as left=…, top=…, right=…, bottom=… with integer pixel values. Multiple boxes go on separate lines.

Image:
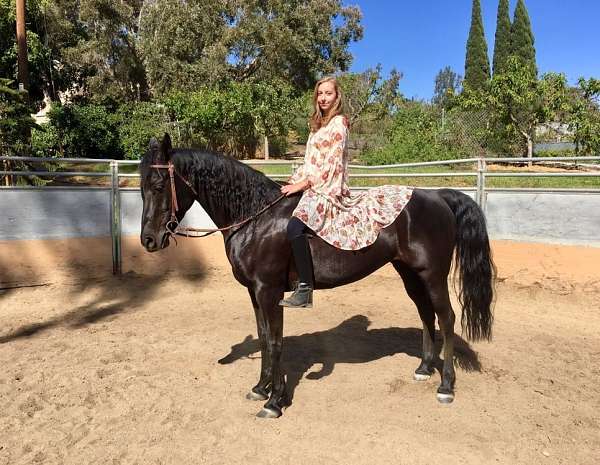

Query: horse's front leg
left=246, top=288, right=271, bottom=401
left=254, top=284, right=287, bottom=418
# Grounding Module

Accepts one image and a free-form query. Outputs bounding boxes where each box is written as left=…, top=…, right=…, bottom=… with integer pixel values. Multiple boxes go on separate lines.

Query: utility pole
left=16, top=0, right=29, bottom=92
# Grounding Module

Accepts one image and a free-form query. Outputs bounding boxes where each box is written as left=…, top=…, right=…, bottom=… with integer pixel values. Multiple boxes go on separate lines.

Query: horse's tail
left=439, top=189, right=495, bottom=342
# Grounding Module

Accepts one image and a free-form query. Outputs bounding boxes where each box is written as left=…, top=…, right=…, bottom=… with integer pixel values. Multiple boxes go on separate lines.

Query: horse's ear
left=149, top=137, right=159, bottom=152
left=160, top=133, right=172, bottom=162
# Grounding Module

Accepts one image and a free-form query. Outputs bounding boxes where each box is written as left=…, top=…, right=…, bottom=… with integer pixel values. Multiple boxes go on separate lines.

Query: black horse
left=140, top=134, right=495, bottom=418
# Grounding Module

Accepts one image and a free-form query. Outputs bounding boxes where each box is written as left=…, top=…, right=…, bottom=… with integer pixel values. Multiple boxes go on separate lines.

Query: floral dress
left=290, top=115, right=413, bottom=250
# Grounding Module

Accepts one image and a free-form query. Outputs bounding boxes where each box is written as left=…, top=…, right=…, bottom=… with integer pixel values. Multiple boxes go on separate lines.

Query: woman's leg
left=279, top=217, right=314, bottom=308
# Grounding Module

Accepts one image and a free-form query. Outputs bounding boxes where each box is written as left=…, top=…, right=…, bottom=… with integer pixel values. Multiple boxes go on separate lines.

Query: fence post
left=476, top=157, right=486, bottom=207
left=110, top=161, right=122, bottom=275
left=480, top=158, right=487, bottom=212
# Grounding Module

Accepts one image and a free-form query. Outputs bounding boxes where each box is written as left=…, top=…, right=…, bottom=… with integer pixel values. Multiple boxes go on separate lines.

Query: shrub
left=30, top=124, right=61, bottom=157
left=115, top=102, right=171, bottom=159
left=164, top=81, right=301, bottom=158
left=361, top=102, right=454, bottom=165
left=48, top=104, right=122, bottom=159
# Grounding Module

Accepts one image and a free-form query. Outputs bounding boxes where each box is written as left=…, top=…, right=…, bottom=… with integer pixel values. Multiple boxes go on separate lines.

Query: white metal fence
left=2, top=155, right=600, bottom=274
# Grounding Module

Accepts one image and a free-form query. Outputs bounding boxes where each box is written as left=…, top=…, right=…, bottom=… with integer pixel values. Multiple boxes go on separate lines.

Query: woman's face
left=317, top=81, right=337, bottom=115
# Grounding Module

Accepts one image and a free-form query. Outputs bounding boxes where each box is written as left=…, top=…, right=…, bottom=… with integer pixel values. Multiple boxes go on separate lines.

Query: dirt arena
left=1, top=236, right=599, bottom=465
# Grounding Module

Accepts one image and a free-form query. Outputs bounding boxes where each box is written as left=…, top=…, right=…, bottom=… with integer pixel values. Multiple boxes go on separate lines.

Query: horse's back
left=229, top=188, right=458, bottom=290
left=310, top=188, right=457, bottom=288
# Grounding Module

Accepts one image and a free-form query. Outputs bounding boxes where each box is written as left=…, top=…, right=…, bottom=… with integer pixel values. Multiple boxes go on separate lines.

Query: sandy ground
left=1, top=236, right=599, bottom=465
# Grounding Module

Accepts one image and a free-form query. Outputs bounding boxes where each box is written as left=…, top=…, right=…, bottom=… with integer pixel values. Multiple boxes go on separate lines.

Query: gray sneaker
left=279, top=283, right=313, bottom=308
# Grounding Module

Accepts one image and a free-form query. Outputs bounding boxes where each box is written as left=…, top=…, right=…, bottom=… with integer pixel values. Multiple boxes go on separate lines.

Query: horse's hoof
left=256, top=407, right=281, bottom=419
left=436, top=392, right=455, bottom=404
left=413, top=372, right=431, bottom=381
left=246, top=390, right=269, bottom=401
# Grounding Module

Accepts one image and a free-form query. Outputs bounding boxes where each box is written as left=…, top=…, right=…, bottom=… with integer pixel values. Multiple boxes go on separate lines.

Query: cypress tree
left=511, top=0, right=537, bottom=73
left=492, top=0, right=511, bottom=75
left=464, top=0, right=491, bottom=90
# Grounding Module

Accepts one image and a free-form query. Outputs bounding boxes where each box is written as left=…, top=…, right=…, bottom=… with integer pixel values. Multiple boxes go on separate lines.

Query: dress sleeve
left=288, top=162, right=306, bottom=184
left=288, top=131, right=315, bottom=184
left=310, top=116, right=348, bottom=198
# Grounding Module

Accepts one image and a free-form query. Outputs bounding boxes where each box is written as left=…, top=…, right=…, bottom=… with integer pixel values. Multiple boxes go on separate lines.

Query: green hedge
left=31, top=82, right=301, bottom=160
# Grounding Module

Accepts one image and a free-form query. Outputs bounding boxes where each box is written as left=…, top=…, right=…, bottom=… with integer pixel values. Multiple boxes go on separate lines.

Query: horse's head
left=139, top=134, right=195, bottom=252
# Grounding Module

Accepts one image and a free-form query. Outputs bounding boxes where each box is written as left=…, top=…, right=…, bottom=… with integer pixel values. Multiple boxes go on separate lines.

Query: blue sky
left=347, top=0, right=600, bottom=100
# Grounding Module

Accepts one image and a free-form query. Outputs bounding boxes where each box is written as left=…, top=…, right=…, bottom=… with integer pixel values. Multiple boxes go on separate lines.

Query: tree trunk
left=263, top=136, right=269, bottom=160
left=3, top=160, right=12, bottom=187
left=526, top=135, right=533, bottom=167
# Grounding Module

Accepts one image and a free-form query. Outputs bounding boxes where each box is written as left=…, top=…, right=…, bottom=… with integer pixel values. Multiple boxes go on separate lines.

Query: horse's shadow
left=219, top=314, right=481, bottom=402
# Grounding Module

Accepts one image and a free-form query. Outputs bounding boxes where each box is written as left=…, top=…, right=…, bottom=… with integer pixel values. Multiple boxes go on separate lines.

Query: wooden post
left=264, top=135, right=269, bottom=160
left=16, top=0, right=29, bottom=92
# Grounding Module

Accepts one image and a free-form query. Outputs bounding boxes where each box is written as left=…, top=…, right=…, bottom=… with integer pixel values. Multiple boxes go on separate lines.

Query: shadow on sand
left=219, top=314, right=481, bottom=403
left=0, top=271, right=206, bottom=344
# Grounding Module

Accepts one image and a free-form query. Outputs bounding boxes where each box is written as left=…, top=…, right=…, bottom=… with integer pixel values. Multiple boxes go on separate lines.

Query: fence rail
left=2, top=155, right=600, bottom=274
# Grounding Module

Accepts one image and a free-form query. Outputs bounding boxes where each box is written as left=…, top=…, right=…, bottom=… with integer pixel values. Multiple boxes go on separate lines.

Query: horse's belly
left=310, top=237, right=394, bottom=289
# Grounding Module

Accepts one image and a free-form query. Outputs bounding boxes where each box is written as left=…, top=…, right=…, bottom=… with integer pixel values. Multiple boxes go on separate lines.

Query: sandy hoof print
left=413, top=372, right=431, bottom=381
left=256, top=407, right=281, bottom=419
left=246, top=391, right=269, bottom=401
left=436, top=392, right=455, bottom=404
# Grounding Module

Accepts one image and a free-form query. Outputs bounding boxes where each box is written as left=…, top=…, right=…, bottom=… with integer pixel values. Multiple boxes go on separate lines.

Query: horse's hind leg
left=419, top=272, right=456, bottom=403
left=393, top=263, right=436, bottom=381
left=246, top=288, right=271, bottom=401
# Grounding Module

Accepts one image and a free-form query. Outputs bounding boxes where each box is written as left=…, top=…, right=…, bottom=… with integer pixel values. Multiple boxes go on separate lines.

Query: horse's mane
left=142, top=148, right=284, bottom=223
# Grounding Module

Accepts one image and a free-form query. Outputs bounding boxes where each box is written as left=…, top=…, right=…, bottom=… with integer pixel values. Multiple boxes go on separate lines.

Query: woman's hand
left=281, top=180, right=310, bottom=196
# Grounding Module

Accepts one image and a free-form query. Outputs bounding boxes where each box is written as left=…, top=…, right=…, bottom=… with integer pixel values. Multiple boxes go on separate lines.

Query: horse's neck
left=189, top=157, right=277, bottom=229
left=196, top=193, right=235, bottom=229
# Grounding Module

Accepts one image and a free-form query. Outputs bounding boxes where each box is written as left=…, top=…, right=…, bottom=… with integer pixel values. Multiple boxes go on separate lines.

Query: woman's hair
left=309, top=76, right=345, bottom=133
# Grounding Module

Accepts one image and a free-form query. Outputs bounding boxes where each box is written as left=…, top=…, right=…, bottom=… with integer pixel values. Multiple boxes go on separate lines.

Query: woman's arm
left=281, top=178, right=311, bottom=196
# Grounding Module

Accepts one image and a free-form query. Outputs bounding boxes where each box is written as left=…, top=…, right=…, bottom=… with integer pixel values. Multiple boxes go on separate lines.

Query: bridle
left=149, top=161, right=285, bottom=238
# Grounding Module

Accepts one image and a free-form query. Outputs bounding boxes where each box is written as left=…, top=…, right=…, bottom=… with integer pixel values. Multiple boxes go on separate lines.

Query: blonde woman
left=279, top=77, right=412, bottom=308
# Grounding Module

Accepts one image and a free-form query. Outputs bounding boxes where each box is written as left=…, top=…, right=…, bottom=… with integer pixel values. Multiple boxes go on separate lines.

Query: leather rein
left=149, top=161, right=285, bottom=238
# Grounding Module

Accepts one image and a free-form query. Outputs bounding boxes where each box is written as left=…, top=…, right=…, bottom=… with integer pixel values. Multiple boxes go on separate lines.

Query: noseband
left=149, top=161, right=285, bottom=238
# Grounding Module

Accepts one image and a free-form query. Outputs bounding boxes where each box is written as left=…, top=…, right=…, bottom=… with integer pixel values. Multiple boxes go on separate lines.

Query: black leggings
left=287, top=216, right=309, bottom=240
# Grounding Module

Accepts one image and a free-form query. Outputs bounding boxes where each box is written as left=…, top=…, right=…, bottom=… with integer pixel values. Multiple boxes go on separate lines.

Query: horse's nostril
left=144, top=235, right=156, bottom=250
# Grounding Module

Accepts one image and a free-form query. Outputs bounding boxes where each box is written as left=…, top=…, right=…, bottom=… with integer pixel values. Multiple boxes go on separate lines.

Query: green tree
left=0, top=0, right=87, bottom=106
left=223, top=0, right=363, bottom=90
left=115, top=102, right=171, bottom=160
left=163, top=81, right=301, bottom=158
left=138, top=0, right=231, bottom=97
left=492, top=0, right=511, bottom=75
left=338, top=65, right=403, bottom=125
left=361, top=101, right=454, bottom=165
left=511, top=0, right=537, bottom=73
left=0, top=78, right=36, bottom=149
left=432, top=66, right=462, bottom=108
left=48, top=103, right=122, bottom=158
left=58, top=0, right=148, bottom=104
left=464, top=0, right=490, bottom=91
left=0, top=78, right=40, bottom=185
left=569, top=78, right=600, bottom=154
left=139, top=0, right=363, bottom=96
left=337, top=66, right=403, bottom=157
left=459, top=57, right=568, bottom=162
left=40, top=0, right=363, bottom=101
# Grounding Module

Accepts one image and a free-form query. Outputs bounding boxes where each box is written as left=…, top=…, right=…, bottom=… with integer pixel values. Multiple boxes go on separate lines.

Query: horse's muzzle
left=143, top=233, right=169, bottom=252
